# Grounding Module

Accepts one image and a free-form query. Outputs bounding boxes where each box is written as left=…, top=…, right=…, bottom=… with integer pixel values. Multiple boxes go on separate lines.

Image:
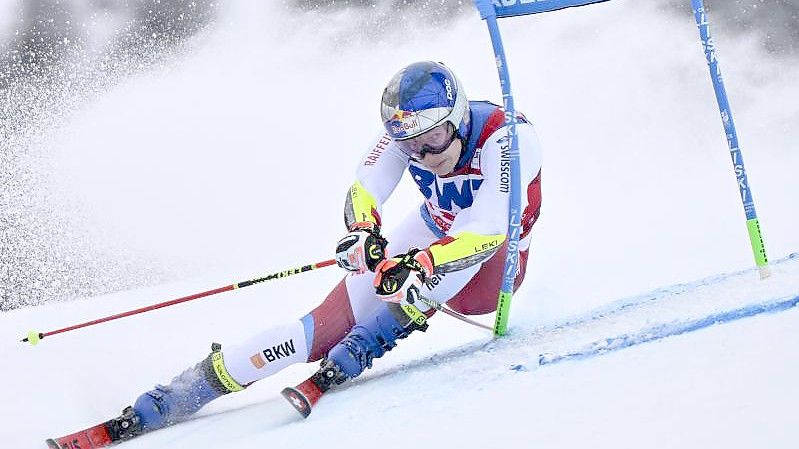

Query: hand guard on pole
left=335, top=222, right=388, bottom=274
left=373, top=249, right=434, bottom=311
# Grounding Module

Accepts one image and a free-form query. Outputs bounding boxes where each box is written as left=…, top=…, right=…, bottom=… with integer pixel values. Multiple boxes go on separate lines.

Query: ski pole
left=418, top=296, right=494, bottom=332
left=22, top=259, right=337, bottom=345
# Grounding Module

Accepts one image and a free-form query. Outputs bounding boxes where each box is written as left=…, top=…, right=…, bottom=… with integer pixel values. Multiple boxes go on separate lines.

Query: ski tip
left=45, top=439, right=62, bottom=449
left=281, top=387, right=312, bottom=419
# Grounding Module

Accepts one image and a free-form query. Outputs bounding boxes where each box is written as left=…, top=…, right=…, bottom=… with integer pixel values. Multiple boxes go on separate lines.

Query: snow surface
left=2, top=2, right=799, bottom=448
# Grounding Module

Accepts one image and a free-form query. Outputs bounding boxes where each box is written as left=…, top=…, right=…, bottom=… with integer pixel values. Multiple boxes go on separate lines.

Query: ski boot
left=282, top=302, right=428, bottom=417
left=132, top=342, right=245, bottom=431
left=47, top=342, right=246, bottom=448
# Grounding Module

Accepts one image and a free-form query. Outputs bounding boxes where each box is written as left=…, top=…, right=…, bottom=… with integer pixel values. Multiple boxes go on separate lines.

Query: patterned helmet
left=381, top=61, right=470, bottom=143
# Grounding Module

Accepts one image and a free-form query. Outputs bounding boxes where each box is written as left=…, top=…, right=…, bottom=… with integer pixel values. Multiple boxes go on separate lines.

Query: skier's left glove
left=373, top=248, right=434, bottom=309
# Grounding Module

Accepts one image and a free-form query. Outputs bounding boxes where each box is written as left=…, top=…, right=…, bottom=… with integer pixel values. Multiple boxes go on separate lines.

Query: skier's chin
left=425, top=158, right=454, bottom=175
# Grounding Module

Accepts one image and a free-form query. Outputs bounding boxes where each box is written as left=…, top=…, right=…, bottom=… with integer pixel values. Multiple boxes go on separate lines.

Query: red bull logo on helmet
left=388, top=110, right=421, bottom=137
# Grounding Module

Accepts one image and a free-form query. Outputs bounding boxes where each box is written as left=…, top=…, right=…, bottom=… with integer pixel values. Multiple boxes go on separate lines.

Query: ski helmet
left=381, top=61, right=470, bottom=151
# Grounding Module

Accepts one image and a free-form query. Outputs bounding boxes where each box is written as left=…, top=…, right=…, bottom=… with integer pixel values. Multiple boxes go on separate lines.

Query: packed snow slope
left=2, top=2, right=799, bottom=449
left=3, top=255, right=799, bottom=449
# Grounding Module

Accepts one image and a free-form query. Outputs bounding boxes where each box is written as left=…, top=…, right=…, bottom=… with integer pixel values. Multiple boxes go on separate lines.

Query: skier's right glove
left=335, top=222, right=388, bottom=274
left=373, top=248, right=434, bottom=308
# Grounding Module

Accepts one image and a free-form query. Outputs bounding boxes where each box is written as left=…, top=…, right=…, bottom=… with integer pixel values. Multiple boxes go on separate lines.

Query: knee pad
left=133, top=343, right=245, bottom=431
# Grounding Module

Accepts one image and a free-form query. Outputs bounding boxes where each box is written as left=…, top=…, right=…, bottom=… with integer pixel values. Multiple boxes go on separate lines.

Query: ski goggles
left=394, top=122, right=457, bottom=159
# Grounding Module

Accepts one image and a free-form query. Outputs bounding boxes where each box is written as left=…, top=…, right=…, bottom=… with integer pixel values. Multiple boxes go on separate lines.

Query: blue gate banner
left=492, top=0, right=610, bottom=18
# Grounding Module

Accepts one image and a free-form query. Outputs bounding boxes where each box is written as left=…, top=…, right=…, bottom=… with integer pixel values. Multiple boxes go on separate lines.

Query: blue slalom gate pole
left=473, top=0, right=610, bottom=336
left=474, top=0, right=522, bottom=336
left=691, top=0, right=770, bottom=279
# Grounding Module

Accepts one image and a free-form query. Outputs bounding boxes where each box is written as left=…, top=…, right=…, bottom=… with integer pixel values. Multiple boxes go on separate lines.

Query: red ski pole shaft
left=22, top=259, right=337, bottom=345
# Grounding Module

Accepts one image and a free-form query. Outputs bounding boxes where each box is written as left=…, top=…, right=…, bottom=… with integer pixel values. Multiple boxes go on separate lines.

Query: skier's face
left=418, top=136, right=462, bottom=176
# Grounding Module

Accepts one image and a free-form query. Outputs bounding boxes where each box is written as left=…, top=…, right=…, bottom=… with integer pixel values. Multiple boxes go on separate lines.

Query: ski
left=281, top=377, right=324, bottom=418
left=49, top=362, right=339, bottom=448
left=46, top=422, right=114, bottom=449
left=48, top=379, right=326, bottom=449
left=281, top=359, right=349, bottom=418
left=46, top=407, right=141, bottom=449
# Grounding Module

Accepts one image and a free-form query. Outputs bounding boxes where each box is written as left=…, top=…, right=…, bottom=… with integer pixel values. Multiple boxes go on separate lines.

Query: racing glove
left=373, top=248, right=434, bottom=309
left=335, top=222, right=388, bottom=274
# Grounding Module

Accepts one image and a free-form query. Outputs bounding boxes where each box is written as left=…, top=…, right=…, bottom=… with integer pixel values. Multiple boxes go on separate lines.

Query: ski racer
left=49, top=60, right=544, bottom=447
